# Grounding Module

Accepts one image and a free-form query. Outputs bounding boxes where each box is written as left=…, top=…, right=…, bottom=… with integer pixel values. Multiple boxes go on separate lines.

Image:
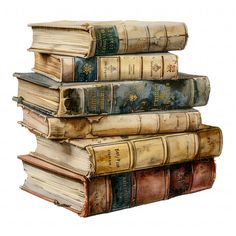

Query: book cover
left=19, top=155, right=216, bottom=217
left=19, top=106, right=202, bottom=139
left=33, top=52, right=178, bottom=82
left=14, top=72, right=210, bottom=117
left=29, top=21, right=188, bottom=58
left=31, top=125, right=222, bottom=177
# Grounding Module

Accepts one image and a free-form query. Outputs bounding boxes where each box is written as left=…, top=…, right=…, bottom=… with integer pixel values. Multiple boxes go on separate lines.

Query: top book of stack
left=28, top=21, right=188, bottom=58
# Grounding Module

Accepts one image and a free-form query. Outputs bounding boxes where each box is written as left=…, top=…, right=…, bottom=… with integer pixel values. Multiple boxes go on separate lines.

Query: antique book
left=33, top=52, right=178, bottom=82
left=19, top=155, right=216, bottom=217
left=28, top=21, right=188, bottom=58
left=30, top=125, right=222, bottom=177
left=19, top=106, right=202, bottom=139
left=14, top=72, right=210, bottom=117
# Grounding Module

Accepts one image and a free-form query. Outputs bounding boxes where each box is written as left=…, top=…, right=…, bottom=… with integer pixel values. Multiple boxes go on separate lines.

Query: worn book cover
left=19, top=105, right=202, bottom=139
left=29, top=21, right=188, bottom=58
left=30, top=125, right=222, bottom=177
left=14, top=72, right=210, bottom=117
left=33, top=52, right=178, bottom=82
left=19, top=155, right=216, bottom=217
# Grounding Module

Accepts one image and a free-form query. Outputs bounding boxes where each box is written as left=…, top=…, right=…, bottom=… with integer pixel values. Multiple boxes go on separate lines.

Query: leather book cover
left=18, top=155, right=216, bottom=217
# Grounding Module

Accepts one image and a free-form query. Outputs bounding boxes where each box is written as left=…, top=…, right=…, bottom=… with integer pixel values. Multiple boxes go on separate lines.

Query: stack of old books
left=14, top=20, right=223, bottom=217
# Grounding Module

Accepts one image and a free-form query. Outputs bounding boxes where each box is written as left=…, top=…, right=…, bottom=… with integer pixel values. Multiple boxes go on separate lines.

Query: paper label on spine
left=120, top=56, right=142, bottom=80
left=98, top=57, right=120, bottom=81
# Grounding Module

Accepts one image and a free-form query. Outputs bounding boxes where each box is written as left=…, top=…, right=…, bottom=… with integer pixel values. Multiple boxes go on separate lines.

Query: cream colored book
left=19, top=106, right=202, bottom=139
left=29, top=20, right=188, bottom=58
left=33, top=52, right=178, bottom=82
left=30, top=125, right=223, bottom=177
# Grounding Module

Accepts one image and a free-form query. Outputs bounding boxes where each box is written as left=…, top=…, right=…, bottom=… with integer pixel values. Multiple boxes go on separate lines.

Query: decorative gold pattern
left=82, top=63, right=93, bottom=75
left=128, top=94, right=138, bottom=102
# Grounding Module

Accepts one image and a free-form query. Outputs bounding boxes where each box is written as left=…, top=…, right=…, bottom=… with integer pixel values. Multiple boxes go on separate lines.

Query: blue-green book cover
left=14, top=72, right=210, bottom=117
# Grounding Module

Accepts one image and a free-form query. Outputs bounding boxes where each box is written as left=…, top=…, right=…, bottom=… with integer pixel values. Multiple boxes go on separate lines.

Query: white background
left=0, top=0, right=235, bottom=235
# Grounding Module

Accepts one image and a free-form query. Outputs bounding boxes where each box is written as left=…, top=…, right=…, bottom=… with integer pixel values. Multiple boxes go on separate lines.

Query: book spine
left=58, top=77, right=210, bottom=117
left=46, top=110, right=201, bottom=138
left=91, top=22, right=188, bottom=57
left=74, top=54, right=178, bottom=82
left=87, top=159, right=215, bottom=216
left=86, top=126, right=222, bottom=176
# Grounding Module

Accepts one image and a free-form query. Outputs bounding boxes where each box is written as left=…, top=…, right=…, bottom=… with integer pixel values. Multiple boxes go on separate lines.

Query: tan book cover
left=33, top=52, right=178, bottom=82
left=19, top=106, right=202, bottom=139
left=30, top=125, right=222, bottom=177
left=29, top=20, right=188, bottom=58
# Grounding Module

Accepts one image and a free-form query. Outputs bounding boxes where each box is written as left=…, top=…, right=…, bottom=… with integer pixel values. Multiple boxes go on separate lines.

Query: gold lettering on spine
left=153, top=84, right=160, bottom=106
left=93, top=142, right=131, bottom=175
left=89, top=91, right=97, bottom=112
left=159, top=83, right=171, bottom=105
left=99, top=88, right=105, bottom=111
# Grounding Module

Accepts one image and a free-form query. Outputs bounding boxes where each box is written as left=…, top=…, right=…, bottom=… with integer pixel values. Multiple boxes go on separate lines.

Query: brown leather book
left=19, top=154, right=216, bottom=217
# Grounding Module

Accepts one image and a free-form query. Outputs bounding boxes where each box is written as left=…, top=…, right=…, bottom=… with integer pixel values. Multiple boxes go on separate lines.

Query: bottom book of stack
left=19, top=154, right=216, bottom=217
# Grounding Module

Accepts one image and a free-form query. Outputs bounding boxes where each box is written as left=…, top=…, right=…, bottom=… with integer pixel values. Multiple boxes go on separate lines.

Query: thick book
left=14, top=72, right=210, bottom=117
left=33, top=52, right=178, bottom=82
left=28, top=21, right=188, bottom=58
left=19, top=106, right=202, bottom=139
left=19, top=155, right=216, bottom=217
left=30, top=125, right=222, bottom=177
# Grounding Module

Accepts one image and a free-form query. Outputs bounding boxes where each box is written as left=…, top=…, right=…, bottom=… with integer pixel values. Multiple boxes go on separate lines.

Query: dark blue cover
left=74, top=57, right=97, bottom=82
left=69, top=78, right=210, bottom=116
left=94, top=26, right=119, bottom=56
left=110, top=173, right=132, bottom=211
